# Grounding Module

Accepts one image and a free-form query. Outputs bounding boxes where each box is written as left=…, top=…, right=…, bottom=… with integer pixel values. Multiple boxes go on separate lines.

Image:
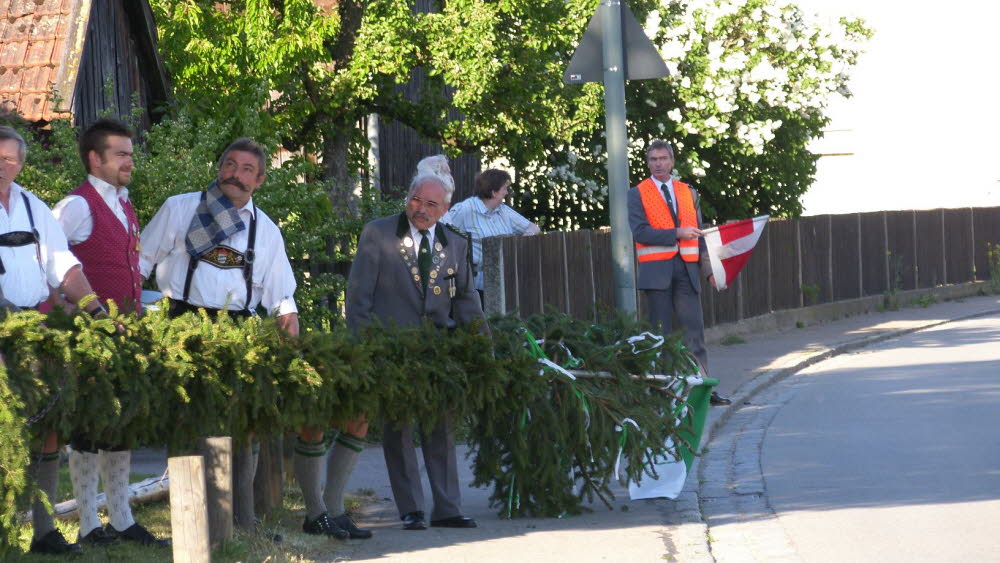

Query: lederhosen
left=168, top=200, right=258, bottom=319
left=0, top=192, right=44, bottom=311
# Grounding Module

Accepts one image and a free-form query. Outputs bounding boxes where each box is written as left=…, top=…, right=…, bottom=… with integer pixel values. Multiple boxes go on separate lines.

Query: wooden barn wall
left=73, top=0, right=158, bottom=131
left=376, top=0, right=480, bottom=200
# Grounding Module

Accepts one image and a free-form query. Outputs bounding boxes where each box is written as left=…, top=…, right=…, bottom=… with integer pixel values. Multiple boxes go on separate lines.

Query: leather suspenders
left=182, top=206, right=258, bottom=314
left=0, top=192, right=43, bottom=275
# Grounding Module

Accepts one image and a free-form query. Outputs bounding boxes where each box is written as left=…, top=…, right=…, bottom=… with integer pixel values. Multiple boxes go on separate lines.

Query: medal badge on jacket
left=399, top=236, right=450, bottom=295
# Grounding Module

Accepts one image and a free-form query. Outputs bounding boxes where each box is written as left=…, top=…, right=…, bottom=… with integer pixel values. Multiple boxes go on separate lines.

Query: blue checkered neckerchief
left=184, top=181, right=246, bottom=259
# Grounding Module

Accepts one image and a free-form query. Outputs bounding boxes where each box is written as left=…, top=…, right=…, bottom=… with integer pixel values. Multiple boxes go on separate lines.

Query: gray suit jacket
left=627, top=178, right=712, bottom=292
left=346, top=213, right=486, bottom=332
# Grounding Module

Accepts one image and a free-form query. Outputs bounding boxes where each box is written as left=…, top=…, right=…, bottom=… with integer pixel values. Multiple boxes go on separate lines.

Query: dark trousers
left=644, top=257, right=709, bottom=376
left=382, top=414, right=462, bottom=520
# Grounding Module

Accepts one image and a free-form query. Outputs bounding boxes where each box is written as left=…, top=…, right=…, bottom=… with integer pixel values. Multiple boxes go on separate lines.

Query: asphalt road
left=762, top=314, right=1000, bottom=562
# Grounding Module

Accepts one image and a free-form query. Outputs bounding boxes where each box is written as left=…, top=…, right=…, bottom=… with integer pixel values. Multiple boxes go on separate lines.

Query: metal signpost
left=564, top=0, right=669, bottom=316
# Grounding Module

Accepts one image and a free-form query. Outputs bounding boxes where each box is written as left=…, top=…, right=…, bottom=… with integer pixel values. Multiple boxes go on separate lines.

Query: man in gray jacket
left=628, top=139, right=730, bottom=406
left=346, top=172, right=485, bottom=531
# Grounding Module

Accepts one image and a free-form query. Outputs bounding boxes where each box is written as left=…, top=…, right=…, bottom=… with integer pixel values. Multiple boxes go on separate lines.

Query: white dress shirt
left=0, top=182, right=81, bottom=306
left=138, top=192, right=297, bottom=315
left=52, top=175, right=131, bottom=244
left=409, top=221, right=434, bottom=255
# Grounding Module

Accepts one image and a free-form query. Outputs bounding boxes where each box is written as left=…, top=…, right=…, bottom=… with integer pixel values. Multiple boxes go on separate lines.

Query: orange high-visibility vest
left=635, top=178, right=699, bottom=262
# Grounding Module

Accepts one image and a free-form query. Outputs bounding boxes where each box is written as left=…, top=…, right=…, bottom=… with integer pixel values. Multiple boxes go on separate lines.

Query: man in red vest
left=628, top=139, right=730, bottom=406
left=52, top=118, right=170, bottom=547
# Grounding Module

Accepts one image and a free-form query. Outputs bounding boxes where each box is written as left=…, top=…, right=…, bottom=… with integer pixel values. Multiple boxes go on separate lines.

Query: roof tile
left=0, top=0, right=76, bottom=121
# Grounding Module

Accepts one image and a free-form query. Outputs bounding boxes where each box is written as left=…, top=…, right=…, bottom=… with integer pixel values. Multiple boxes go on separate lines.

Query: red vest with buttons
left=68, top=182, right=143, bottom=314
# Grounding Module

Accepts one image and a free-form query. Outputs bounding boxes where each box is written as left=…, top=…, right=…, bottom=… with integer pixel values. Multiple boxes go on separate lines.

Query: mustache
left=221, top=176, right=247, bottom=191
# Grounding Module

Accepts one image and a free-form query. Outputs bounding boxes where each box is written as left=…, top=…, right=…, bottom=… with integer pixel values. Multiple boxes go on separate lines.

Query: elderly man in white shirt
left=0, top=126, right=106, bottom=556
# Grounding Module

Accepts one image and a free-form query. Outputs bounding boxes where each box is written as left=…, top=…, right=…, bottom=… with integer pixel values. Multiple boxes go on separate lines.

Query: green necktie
left=661, top=184, right=675, bottom=215
left=419, top=229, right=431, bottom=293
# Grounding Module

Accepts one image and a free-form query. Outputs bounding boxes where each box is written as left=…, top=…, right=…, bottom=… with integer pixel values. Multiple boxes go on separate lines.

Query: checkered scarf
left=184, top=180, right=246, bottom=259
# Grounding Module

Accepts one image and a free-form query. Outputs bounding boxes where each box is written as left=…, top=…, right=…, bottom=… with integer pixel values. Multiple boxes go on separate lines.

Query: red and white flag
left=703, top=215, right=769, bottom=290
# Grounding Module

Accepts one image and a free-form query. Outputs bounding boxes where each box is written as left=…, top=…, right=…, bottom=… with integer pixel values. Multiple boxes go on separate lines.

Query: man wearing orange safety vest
left=627, top=140, right=730, bottom=406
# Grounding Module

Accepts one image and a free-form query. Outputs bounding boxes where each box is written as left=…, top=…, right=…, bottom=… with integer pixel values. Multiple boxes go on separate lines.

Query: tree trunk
left=322, top=123, right=357, bottom=215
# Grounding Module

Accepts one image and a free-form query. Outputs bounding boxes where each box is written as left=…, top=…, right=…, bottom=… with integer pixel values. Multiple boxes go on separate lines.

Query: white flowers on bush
left=650, top=0, right=867, bottom=151
left=499, top=0, right=869, bottom=228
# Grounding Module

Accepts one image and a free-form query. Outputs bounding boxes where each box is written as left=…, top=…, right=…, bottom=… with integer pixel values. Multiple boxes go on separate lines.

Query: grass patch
left=719, top=335, right=746, bottom=346
left=909, top=294, right=938, bottom=308
left=801, top=284, right=820, bottom=305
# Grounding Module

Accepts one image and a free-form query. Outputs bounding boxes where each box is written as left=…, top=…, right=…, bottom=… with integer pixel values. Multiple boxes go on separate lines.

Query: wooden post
left=254, top=435, right=285, bottom=516
left=168, top=456, right=210, bottom=563
left=197, top=437, right=233, bottom=547
left=231, top=439, right=256, bottom=529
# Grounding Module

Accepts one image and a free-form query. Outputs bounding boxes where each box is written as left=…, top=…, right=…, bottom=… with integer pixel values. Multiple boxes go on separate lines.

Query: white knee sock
left=69, top=448, right=102, bottom=535
left=100, top=450, right=135, bottom=532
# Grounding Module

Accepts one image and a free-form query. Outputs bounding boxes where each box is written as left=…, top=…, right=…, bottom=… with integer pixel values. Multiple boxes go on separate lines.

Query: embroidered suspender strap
left=242, top=207, right=257, bottom=312
left=182, top=254, right=198, bottom=303
left=21, top=192, right=36, bottom=232
left=21, top=192, right=42, bottom=268
left=0, top=193, right=44, bottom=276
left=182, top=191, right=206, bottom=304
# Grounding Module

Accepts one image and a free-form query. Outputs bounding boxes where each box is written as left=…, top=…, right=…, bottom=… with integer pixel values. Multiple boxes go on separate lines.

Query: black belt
left=167, top=299, right=253, bottom=319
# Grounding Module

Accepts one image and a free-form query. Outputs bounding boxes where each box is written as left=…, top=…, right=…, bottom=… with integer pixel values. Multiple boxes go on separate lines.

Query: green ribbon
left=505, top=407, right=530, bottom=518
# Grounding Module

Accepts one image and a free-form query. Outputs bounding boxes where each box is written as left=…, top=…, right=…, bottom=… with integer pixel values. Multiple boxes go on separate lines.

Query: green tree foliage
left=514, top=0, right=873, bottom=228
left=150, top=0, right=869, bottom=231
left=149, top=0, right=605, bottom=196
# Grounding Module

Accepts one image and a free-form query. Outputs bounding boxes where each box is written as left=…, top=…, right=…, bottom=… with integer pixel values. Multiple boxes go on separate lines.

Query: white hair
left=416, top=154, right=455, bottom=195
left=408, top=172, right=454, bottom=203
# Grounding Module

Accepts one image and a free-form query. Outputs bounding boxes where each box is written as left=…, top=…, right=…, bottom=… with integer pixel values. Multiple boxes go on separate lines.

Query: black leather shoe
left=430, top=515, right=478, bottom=528
left=709, top=391, right=732, bottom=406
left=78, top=525, right=119, bottom=546
left=333, top=513, right=373, bottom=539
left=106, top=523, right=172, bottom=547
left=29, top=529, right=83, bottom=555
left=401, top=511, right=426, bottom=530
left=303, top=512, right=349, bottom=540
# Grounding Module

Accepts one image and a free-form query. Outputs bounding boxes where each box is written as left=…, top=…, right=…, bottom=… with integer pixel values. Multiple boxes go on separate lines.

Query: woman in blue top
left=442, top=168, right=540, bottom=300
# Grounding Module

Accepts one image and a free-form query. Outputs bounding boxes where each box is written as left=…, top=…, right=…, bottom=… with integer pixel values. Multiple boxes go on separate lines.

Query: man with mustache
left=138, top=138, right=299, bottom=528
left=53, top=118, right=169, bottom=548
left=347, top=171, right=487, bottom=531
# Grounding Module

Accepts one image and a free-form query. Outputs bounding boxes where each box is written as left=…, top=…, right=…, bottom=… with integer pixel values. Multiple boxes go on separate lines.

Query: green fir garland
left=0, top=306, right=705, bottom=554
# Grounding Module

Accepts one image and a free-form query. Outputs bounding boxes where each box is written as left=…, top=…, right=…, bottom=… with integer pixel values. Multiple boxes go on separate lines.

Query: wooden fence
left=481, top=207, right=1000, bottom=327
